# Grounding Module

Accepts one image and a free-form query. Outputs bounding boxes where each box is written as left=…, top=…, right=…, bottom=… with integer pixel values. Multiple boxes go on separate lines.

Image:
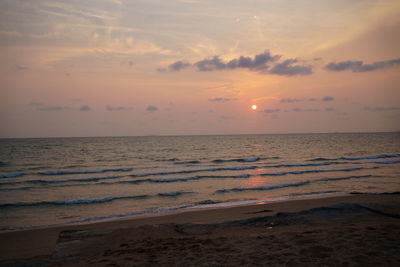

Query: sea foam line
left=0, top=173, right=24, bottom=178
left=216, top=174, right=380, bottom=194
left=0, top=166, right=380, bottom=189
left=0, top=175, right=126, bottom=186
left=0, top=191, right=192, bottom=209
left=38, top=168, right=133, bottom=176
left=308, top=154, right=400, bottom=162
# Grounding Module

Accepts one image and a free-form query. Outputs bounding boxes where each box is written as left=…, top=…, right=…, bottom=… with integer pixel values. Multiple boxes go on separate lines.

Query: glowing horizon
left=0, top=0, right=399, bottom=138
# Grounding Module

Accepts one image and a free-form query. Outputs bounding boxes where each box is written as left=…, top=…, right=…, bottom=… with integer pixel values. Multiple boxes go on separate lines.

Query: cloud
left=195, top=56, right=227, bottom=71
left=167, top=61, right=191, bottom=71
left=15, top=65, right=29, bottom=71
left=322, top=96, right=334, bottom=101
left=29, top=102, right=91, bottom=111
left=162, top=50, right=280, bottom=73
left=208, top=97, right=235, bottom=102
left=325, top=58, right=400, bottom=72
left=281, top=98, right=301, bottom=103
left=269, top=59, right=312, bottom=76
left=29, top=102, right=44, bottom=107
left=79, top=105, right=91, bottom=111
left=37, top=106, right=66, bottom=111
left=106, top=105, right=132, bottom=111
left=281, top=96, right=334, bottom=103
left=292, top=108, right=319, bottom=112
left=364, top=106, right=400, bottom=112
left=146, top=105, right=158, bottom=111
left=262, top=109, right=280, bottom=113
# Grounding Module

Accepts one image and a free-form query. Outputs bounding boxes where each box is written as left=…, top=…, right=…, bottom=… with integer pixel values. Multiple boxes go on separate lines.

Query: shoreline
left=0, top=191, right=351, bottom=233
left=1, top=193, right=399, bottom=265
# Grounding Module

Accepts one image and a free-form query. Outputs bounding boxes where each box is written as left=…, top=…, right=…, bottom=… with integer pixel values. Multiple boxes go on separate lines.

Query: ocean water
left=0, top=133, right=399, bottom=231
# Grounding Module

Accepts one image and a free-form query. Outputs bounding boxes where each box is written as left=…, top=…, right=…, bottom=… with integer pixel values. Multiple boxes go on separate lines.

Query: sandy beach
left=0, top=193, right=399, bottom=266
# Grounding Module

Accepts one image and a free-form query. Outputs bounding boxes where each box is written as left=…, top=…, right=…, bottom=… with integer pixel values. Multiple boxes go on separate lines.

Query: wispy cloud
left=37, top=105, right=68, bottom=111
left=325, top=58, right=400, bottom=72
left=322, top=96, right=334, bottom=101
left=208, top=97, right=235, bottom=102
left=262, top=109, right=280, bottom=113
left=79, top=105, right=91, bottom=111
left=146, top=105, right=158, bottom=111
left=106, top=105, right=132, bottom=111
left=28, top=102, right=91, bottom=112
left=364, top=106, right=400, bottom=112
left=281, top=96, right=335, bottom=103
left=292, top=108, right=320, bottom=112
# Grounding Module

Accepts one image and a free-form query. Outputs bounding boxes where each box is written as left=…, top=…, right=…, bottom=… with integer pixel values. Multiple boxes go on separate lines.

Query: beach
left=1, top=193, right=399, bottom=266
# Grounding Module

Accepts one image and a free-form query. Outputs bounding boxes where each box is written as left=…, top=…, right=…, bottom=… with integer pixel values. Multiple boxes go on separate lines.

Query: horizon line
left=1, top=130, right=399, bottom=140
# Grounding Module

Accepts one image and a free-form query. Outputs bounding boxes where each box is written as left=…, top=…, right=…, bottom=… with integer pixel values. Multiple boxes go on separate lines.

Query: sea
left=0, top=133, right=399, bottom=231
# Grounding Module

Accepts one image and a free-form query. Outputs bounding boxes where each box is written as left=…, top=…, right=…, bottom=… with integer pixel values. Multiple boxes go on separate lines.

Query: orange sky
left=0, top=0, right=399, bottom=137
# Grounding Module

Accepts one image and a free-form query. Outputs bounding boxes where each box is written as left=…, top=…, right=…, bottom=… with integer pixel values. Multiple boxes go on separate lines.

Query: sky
left=0, top=0, right=399, bottom=138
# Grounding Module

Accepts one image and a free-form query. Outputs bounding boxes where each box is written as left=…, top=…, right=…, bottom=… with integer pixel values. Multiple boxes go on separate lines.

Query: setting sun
left=251, top=104, right=257, bottom=110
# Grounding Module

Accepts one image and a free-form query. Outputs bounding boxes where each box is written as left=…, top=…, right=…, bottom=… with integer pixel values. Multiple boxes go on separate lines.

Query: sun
left=251, top=104, right=257, bottom=110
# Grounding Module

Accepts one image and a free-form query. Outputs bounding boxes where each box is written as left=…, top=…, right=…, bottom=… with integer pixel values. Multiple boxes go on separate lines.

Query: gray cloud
left=195, top=56, right=227, bottom=71
left=322, top=96, right=334, bottom=101
left=364, top=106, right=400, bottom=112
left=37, top=106, right=66, bottom=111
left=281, top=98, right=301, bottom=103
left=79, top=105, right=91, bottom=111
left=146, top=105, right=158, bottom=111
left=208, top=97, right=235, bottom=102
left=29, top=102, right=44, bottom=107
left=29, top=102, right=91, bottom=111
left=106, top=105, right=132, bottom=111
left=325, top=58, right=400, bottom=72
left=168, top=61, right=191, bottom=71
left=161, top=51, right=317, bottom=76
left=292, top=108, right=319, bottom=112
left=262, top=109, right=280, bottom=113
left=162, top=50, right=280, bottom=73
left=281, top=96, right=334, bottom=103
left=269, top=59, right=312, bottom=76
left=15, top=65, right=29, bottom=71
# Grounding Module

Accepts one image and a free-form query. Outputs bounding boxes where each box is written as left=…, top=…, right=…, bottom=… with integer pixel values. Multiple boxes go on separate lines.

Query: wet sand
left=1, top=193, right=399, bottom=266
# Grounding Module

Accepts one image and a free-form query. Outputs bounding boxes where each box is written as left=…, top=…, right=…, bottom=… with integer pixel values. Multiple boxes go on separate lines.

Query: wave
left=193, top=199, right=222, bottom=205
left=309, top=154, right=400, bottom=162
left=129, top=162, right=361, bottom=178
left=0, top=190, right=193, bottom=209
left=0, top=194, right=149, bottom=209
left=216, top=173, right=380, bottom=194
left=111, top=174, right=251, bottom=185
left=259, top=167, right=370, bottom=177
left=131, top=166, right=257, bottom=177
left=0, top=161, right=9, bottom=167
left=0, top=173, right=24, bottom=178
left=371, top=160, right=400, bottom=165
left=157, top=191, right=192, bottom=197
left=0, top=175, right=125, bottom=186
left=216, top=181, right=310, bottom=193
left=69, top=204, right=193, bottom=224
left=288, top=191, right=344, bottom=197
left=268, top=162, right=339, bottom=168
left=38, top=168, right=133, bottom=176
left=212, top=157, right=262, bottom=163
left=315, top=174, right=376, bottom=182
left=174, top=160, right=201, bottom=165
